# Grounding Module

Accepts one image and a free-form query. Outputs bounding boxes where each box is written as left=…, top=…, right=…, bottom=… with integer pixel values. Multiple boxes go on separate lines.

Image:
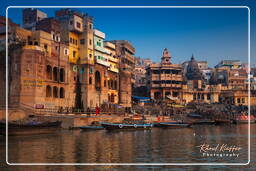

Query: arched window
left=60, top=87, right=65, bottom=98
left=53, top=67, right=58, bottom=81
left=111, top=93, right=115, bottom=103
left=46, top=65, right=52, bottom=80
left=46, top=85, right=51, bottom=97
left=89, top=77, right=92, bottom=84
left=114, top=80, right=117, bottom=90
left=53, top=86, right=58, bottom=98
left=110, top=80, right=113, bottom=89
left=60, top=68, right=65, bottom=82
left=95, top=71, right=101, bottom=91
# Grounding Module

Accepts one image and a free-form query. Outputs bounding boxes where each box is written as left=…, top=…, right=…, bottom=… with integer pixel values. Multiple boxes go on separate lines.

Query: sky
left=1, top=0, right=255, bottom=68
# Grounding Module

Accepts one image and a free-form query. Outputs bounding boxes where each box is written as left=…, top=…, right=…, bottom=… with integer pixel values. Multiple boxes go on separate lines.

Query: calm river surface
left=1, top=124, right=256, bottom=170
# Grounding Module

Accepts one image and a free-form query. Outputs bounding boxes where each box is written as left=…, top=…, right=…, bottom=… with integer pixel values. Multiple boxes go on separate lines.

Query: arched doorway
left=154, top=92, right=161, bottom=100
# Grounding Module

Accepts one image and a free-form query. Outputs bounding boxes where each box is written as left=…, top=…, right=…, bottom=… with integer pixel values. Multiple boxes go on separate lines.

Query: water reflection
left=0, top=124, right=254, bottom=170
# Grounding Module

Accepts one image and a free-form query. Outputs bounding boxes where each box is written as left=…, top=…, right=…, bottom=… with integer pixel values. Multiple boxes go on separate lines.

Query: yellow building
left=104, top=41, right=119, bottom=104
left=68, top=32, right=79, bottom=63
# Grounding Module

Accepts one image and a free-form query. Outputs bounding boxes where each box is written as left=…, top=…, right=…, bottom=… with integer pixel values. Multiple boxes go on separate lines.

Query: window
left=89, top=54, right=92, bottom=58
left=34, top=41, right=38, bottom=46
left=46, top=65, right=52, bottom=80
left=89, top=39, right=92, bottom=45
left=53, top=34, right=55, bottom=40
left=60, top=87, right=65, bottom=98
left=46, top=85, right=51, bottom=97
left=104, top=80, right=107, bottom=87
left=55, top=46, right=58, bottom=51
left=64, top=49, right=68, bottom=55
left=70, top=20, right=73, bottom=25
left=89, top=23, right=92, bottom=29
left=76, top=22, right=81, bottom=28
left=53, top=86, right=58, bottom=98
left=207, top=94, right=211, bottom=100
left=75, top=39, right=77, bottom=45
left=80, top=39, right=85, bottom=44
left=89, top=77, right=92, bottom=84
left=237, top=98, right=241, bottom=104
left=70, top=37, right=73, bottom=43
left=53, top=67, right=58, bottom=81
left=73, top=51, right=76, bottom=58
left=44, top=44, right=48, bottom=50
left=242, top=98, right=245, bottom=103
left=60, top=68, right=65, bottom=82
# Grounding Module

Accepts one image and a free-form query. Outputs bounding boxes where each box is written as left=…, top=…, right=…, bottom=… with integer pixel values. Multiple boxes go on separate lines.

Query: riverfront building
left=146, top=48, right=183, bottom=100
left=0, top=8, right=136, bottom=112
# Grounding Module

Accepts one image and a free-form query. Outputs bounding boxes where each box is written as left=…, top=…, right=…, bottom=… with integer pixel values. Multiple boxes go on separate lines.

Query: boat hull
left=232, top=120, right=255, bottom=124
left=79, top=126, right=104, bottom=131
left=191, top=120, right=216, bottom=125
left=154, top=122, right=191, bottom=128
left=0, top=121, right=62, bottom=136
left=101, top=123, right=153, bottom=130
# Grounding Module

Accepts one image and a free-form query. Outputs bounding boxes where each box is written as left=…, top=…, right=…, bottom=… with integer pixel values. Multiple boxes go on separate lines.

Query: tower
left=161, top=48, right=171, bottom=64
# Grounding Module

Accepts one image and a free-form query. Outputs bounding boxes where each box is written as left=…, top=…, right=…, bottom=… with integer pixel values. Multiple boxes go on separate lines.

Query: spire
left=191, top=54, right=194, bottom=60
left=161, top=48, right=171, bottom=64
left=163, top=48, right=171, bottom=57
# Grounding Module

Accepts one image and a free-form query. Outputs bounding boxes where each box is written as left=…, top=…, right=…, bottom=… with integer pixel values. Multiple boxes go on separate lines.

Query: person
left=96, top=106, right=100, bottom=116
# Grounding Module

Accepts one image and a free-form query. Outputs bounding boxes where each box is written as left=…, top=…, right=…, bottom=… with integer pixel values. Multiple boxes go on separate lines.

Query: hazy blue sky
left=1, top=0, right=255, bottom=68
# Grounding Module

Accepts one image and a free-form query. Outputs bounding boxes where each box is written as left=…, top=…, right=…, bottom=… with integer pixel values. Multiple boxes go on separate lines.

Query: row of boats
left=80, top=121, right=191, bottom=131
left=1, top=114, right=255, bottom=135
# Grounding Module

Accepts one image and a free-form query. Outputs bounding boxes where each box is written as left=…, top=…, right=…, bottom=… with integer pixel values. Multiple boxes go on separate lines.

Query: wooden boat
left=187, top=113, right=203, bottom=119
left=154, top=122, right=191, bottom=128
left=191, top=119, right=216, bottom=125
left=79, top=125, right=104, bottom=131
left=0, top=121, right=62, bottom=136
left=101, top=122, right=153, bottom=130
left=232, top=115, right=255, bottom=124
left=214, top=119, right=232, bottom=125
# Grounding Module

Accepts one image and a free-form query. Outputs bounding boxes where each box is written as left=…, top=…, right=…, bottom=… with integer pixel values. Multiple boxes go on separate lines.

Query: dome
left=186, top=54, right=203, bottom=80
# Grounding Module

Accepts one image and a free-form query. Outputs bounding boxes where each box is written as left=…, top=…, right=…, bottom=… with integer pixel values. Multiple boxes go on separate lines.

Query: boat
left=214, top=119, right=232, bottom=125
left=154, top=122, right=191, bottom=128
left=0, top=121, right=62, bottom=136
left=79, top=121, right=104, bottom=131
left=79, top=125, right=104, bottom=130
left=101, top=122, right=153, bottom=130
left=191, top=119, right=216, bottom=125
left=187, top=113, right=203, bottom=119
left=232, top=114, right=255, bottom=124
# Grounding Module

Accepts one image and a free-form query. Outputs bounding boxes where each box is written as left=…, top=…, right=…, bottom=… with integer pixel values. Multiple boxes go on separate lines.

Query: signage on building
left=35, top=104, right=44, bottom=109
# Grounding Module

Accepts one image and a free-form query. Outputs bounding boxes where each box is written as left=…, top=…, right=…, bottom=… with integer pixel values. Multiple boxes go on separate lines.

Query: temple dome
left=186, top=54, right=203, bottom=80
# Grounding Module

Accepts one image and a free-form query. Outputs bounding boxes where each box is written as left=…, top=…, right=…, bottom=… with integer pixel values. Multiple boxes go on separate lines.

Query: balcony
left=108, top=56, right=118, bottom=63
left=23, top=45, right=42, bottom=51
left=95, top=57, right=110, bottom=67
left=108, top=67, right=119, bottom=73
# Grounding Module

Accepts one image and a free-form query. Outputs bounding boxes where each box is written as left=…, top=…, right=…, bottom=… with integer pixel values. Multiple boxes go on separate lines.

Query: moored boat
left=191, top=119, right=216, bottom=125
left=79, top=125, right=104, bottom=130
left=232, top=114, right=255, bottom=124
left=79, top=121, right=104, bottom=131
left=101, top=122, right=153, bottom=130
left=154, top=122, right=191, bottom=128
left=214, top=119, right=232, bottom=125
left=0, top=121, right=62, bottom=136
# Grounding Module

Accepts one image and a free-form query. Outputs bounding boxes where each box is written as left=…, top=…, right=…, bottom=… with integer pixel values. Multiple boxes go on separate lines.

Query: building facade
left=146, top=48, right=183, bottom=101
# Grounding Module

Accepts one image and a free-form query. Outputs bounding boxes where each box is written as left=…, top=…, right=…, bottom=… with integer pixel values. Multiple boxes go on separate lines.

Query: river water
left=1, top=124, right=256, bottom=170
